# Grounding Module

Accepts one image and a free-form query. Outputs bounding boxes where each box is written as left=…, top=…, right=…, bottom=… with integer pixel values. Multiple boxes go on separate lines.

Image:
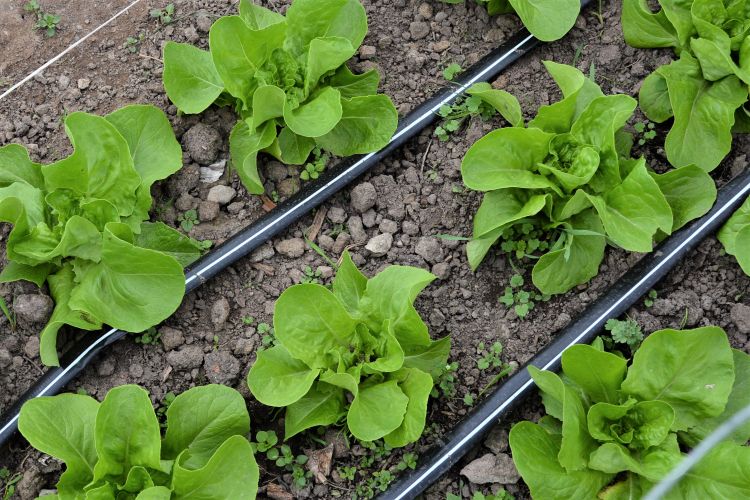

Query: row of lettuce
left=1, top=0, right=750, bottom=497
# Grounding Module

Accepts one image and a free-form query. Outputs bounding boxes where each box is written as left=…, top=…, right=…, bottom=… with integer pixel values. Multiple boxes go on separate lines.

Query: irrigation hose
left=0, top=22, right=551, bottom=447
left=380, top=168, right=750, bottom=500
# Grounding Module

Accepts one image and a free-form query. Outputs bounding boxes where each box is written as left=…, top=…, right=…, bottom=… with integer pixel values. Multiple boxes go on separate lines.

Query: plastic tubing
left=380, top=168, right=750, bottom=500
left=0, top=20, right=554, bottom=447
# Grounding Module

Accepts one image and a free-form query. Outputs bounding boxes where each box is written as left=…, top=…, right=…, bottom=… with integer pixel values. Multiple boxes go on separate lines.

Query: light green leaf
left=163, top=42, right=224, bottom=114
left=621, top=327, right=735, bottom=431
left=383, top=368, right=434, bottom=447
left=0, top=143, right=44, bottom=188
left=639, top=71, right=673, bottom=123
left=229, top=118, right=276, bottom=194
left=284, top=87, right=343, bottom=138
left=664, top=442, right=750, bottom=499
left=561, top=344, right=626, bottom=404
left=508, top=0, right=579, bottom=41
left=251, top=85, right=286, bottom=130
left=305, top=36, right=356, bottom=93
left=315, top=94, right=398, bottom=156
left=135, top=222, right=202, bottom=268
left=347, top=380, right=408, bottom=441
left=621, top=0, right=679, bottom=48
left=327, top=65, right=380, bottom=98
left=402, top=336, right=451, bottom=379
left=284, top=382, right=345, bottom=439
left=472, top=189, right=547, bottom=239
left=276, top=127, right=316, bottom=165
left=332, top=250, right=367, bottom=314
left=136, top=487, right=172, bottom=500
left=466, top=82, right=523, bottom=126
left=238, top=0, right=284, bottom=29
left=285, top=0, right=367, bottom=55
left=651, top=165, right=716, bottom=231
left=247, top=344, right=320, bottom=406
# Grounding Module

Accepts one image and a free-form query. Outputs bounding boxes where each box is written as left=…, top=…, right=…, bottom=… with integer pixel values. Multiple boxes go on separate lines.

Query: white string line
left=390, top=181, right=750, bottom=500
left=0, top=0, right=144, bottom=102
left=0, top=35, right=534, bottom=437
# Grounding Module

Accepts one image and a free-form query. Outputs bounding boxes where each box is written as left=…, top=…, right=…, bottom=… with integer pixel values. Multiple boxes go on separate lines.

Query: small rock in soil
left=350, top=182, right=377, bottom=213
left=347, top=216, right=368, bottom=244
left=731, top=303, right=750, bottom=334
left=251, top=242, right=275, bottom=262
left=211, top=298, right=231, bottom=328
left=97, top=358, right=116, bottom=377
left=484, top=428, right=509, bottom=454
left=77, top=78, right=90, bottom=90
left=14, top=294, right=53, bottom=324
left=266, top=483, right=294, bottom=500
left=175, top=193, right=198, bottom=211
left=365, top=233, right=393, bottom=257
left=266, top=161, right=288, bottom=182
left=0, top=348, right=12, bottom=368
left=16, top=468, right=44, bottom=500
left=203, top=351, right=241, bottom=384
left=306, top=444, right=334, bottom=483
left=275, top=237, right=306, bottom=258
left=23, top=336, right=39, bottom=358
left=278, top=177, right=300, bottom=197
left=432, top=262, right=451, bottom=280
left=460, top=453, right=520, bottom=485
left=327, top=206, right=347, bottom=224
left=409, top=21, right=430, bottom=40
left=195, top=11, right=212, bottom=32
left=183, top=123, right=222, bottom=164
left=160, top=326, right=185, bottom=351
left=198, top=200, right=220, bottom=221
left=233, top=337, right=256, bottom=356
left=415, top=237, right=444, bottom=263
left=206, top=185, right=236, bottom=205
left=379, top=218, right=398, bottom=234
left=325, top=430, right=349, bottom=458
left=332, top=233, right=351, bottom=254
left=359, top=45, right=377, bottom=59
left=166, top=345, right=204, bottom=371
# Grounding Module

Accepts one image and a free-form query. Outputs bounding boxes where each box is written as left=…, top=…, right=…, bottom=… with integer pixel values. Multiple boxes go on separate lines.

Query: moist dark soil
left=0, top=0, right=748, bottom=499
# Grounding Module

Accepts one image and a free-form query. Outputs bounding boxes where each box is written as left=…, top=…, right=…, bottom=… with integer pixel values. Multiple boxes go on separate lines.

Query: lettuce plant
left=0, top=106, right=201, bottom=366
left=440, top=0, right=580, bottom=41
left=460, top=61, right=716, bottom=295
left=719, top=195, right=750, bottom=275
left=623, top=0, right=750, bottom=171
left=247, top=252, right=450, bottom=447
left=19, top=384, right=258, bottom=499
left=509, top=327, right=750, bottom=499
left=162, top=0, right=398, bottom=194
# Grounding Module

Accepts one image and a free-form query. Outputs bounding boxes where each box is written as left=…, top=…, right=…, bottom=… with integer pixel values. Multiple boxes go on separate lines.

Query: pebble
left=175, top=193, right=198, bottom=211
left=266, top=161, right=288, bottom=182
left=350, top=182, right=377, bottom=213
left=166, top=345, right=204, bottom=370
left=359, top=45, right=377, bottom=59
left=415, top=237, right=444, bottom=263
left=432, top=262, right=451, bottom=280
left=0, top=348, right=11, bottom=368
left=332, top=233, right=351, bottom=254
left=198, top=200, right=220, bottom=221
left=409, top=21, right=430, bottom=40
left=347, top=216, right=368, bottom=244
left=460, top=453, right=520, bottom=485
left=379, top=219, right=398, bottom=234
left=206, top=185, right=236, bottom=205
left=250, top=242, right=275, bottom=262
left=278, top=177, right=300, bottom=197
left=731, top=303, right=750, bottom=334
left=13, top=294, right=54, bottom=324
left=77, top=78, right=90, bottom=90
left=57, top=75, right=70, bottom=90
left=23, top=336, right=39, bottom=358
left=484, top=428, right=509, bottom=454
left=327, top=207, right=347, bottom=224
left=97, top=358, right=116, bottom=377
left=183, top=123, right=222, bottom=164
left=203, top=351, right=241, bottom=384
left=365, top=233, right=393, bottom=257
left=402, top=220, right=420, bottom=236
left=418, top=2, right=433, bottom=18
left=195, top=11, right=212, bottom=32
left=275, top=238, right=306, bottom=258
left=159, top=326, right=185, bottom=351
left=211, top=298, right=231, bottom=328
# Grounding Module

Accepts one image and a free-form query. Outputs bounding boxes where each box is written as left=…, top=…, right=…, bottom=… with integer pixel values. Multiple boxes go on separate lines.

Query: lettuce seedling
left=0, top=105, right=202, bottom=366
left=18, top=384, right=259, bottom=499
left=461, top=61, right=717, bottom=295
left=247, top=251, right=450, bottom=447
left=509, top=327, right=750, bottom=498
left=162, top=0, right=398, bottom=194
left=622, top=0, right=750, bottom=171
left=719, top=195, right=750, bottom=276
left=440, top=0, right=580, bottom=41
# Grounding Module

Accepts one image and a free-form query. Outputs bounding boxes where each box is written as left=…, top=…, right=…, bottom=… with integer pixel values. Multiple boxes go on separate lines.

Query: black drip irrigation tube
left=0, top=22, right=550, bottom=446
left=380, top=168, right=750, bottom=500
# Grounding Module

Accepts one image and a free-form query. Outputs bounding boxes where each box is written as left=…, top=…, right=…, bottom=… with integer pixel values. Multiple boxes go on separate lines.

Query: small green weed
left=0, top=297, right=15, bottom=330
left=463, top=392, right=475, bottom=406
left=258, top=322, right=277, bottom=349
left=301, top=265, right=322, bottom=284
left=0, top=468, right=22, bottom=500
left=431, top=361, right=459, bottom=398
left=178, top=209, right=199, bottom=231
left=499, top=223, right=550, bottom=260
left=150, top=3, right=175, bottom=25
left=644, top=289, right=657, bottom=307
left=442, top=62, right=463, bottom=81
left=253, top=431, right=311, bottom=487
left=396, top=452, right=418, bottom=471
left=155, top=391, right=176, bottom=428
left=634, top=120, right=657, bottom=145
left=300, top=147, right=328, bottom=181
left=338, top=465, right=357, bottom=481
left=25, top=1, right=61, bottom=37
left=434, top=94, right=496, bottom=142
left=242, top=315, right=255, bottom=325
left=125, top=33, right=145, bottom=53
left=476, top=341, right=504, bottom=370
left=498, top=274, right=550, bottom=320
left=132, top=326, right=160, bottom=345
left=605, top=317, right=643, bottom=350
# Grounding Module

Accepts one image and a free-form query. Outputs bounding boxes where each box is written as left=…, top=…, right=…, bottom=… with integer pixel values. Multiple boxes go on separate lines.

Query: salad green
left=0, top=106, right=201, bottom=366
left=162, top=0, right=398, bottom=194
left=719, top=195, right=750, bottom=276
left=622, top=0, right=750, bottom=171
left=18, top=384, right=259, bottom=499
left=247, top=251, right=450, bottom=446
left=509, top=326, right=750, bottom=499
left=460, top=61, right=716, bottom=295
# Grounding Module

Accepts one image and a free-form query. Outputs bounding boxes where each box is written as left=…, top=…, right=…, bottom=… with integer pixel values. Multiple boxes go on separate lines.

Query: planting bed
left=0, top=0, right=749, bottom=499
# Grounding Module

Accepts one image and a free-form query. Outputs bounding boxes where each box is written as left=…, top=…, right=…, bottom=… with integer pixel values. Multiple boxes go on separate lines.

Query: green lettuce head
left=162, top=0, right=398, bottom=194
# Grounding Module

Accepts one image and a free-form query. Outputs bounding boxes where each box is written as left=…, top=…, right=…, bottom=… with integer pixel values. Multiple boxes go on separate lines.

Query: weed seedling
left=125, top=33, right=145, bottom=53
left=498, top=274, right=549, bottom=320
left=476, top=341, right=504, bottom=370
left=604, top=317, right=643, bottom=350
left=431, top=361, right=459, bottom=398
left=150, top=3, right=175, bottom=25
left=133, top=326, right=161, bottom=345
left=644, top=289, right=657, bottom=307
left=252, top=430, right=279, bottom=453
left=396, top=452, right=418, bottom=471
left=0, top=468, right=22, bottom=500
left=338, top=465, right=357, bottom=481
left=257, top=322, right=277, bottom=349
left=178, top=209, right=198, bottom=231
left=463, top=392, right=475, bottom=406
left=155, top=391, right=176, bottom=428
left=301, top=265, right=322, bottom=284
left=0, top=297, right=15, bottom=330
left=25, top=1, right=60, bottom=37
left=634, top=120, right=657, bottom=146
left=300, top=147, right=328, bottom=181
left=442, top=62, right=463, bottom=81
left=242, top=315, right=255, bottom=325
left=434, top=94, right=495, bottom=142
